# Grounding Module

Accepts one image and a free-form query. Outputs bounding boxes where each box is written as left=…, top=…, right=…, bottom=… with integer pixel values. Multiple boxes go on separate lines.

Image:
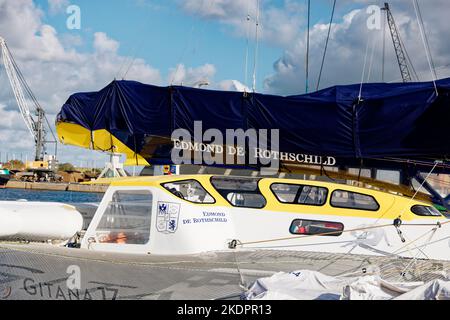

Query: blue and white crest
left=156, top=201, right=180, bottom=234
left=158, top=203, right=168, bottom=215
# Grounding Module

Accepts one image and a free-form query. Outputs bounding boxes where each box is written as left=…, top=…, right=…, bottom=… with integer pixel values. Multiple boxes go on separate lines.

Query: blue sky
left=35, top=0, right=352, bottom=92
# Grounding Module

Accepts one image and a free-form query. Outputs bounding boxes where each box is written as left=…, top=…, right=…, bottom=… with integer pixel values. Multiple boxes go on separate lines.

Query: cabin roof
left=101, top=174, right=427, bottom=203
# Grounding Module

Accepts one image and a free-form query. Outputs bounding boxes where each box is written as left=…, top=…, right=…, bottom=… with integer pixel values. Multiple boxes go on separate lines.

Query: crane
left=381, top=3, right=416, bottom=82
left=0, top=36, right=56, bottom=163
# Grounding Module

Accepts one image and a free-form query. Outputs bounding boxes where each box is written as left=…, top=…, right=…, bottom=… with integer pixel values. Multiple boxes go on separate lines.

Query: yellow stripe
left=56, top=122, right=149, bottom=166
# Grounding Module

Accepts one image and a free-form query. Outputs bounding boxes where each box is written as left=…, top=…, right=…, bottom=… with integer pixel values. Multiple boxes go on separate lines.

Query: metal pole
left=305, top=0, right=310, bottom=93
left=382, top=4, right=386, bottom=82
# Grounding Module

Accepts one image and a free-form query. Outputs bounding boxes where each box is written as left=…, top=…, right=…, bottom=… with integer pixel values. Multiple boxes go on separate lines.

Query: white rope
left=358, top=37, right=371, bottom=101
left=366, top=36, right=376, bottom=83
left=412, top=0, right=438, bottom=95
left=233, top=249, right=248, bottom=291
left=396, top=161, right=439, bottom=220
left=400, top=227, right=438, bottom=277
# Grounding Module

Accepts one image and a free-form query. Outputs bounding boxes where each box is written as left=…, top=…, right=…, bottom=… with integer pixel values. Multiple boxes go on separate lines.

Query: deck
left=0, top=243, right=448, bottom=300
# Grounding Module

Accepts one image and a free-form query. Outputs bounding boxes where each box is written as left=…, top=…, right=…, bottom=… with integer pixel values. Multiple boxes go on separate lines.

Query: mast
left=305, top=0, right=311, bottom=93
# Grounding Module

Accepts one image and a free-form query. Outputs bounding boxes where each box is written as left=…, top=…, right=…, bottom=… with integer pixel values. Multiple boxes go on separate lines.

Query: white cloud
left=217, top=79, right=250, bottom=92
left=180, top=0, right=450, bottom=95
left=262, top=1, right=450, bottom=95
left=168, top=63, right=216, bottom=87
left=93, top=32, right=120, bottom=54
left=47, top=0, right=69, bottom=15
left=180, top=0, right=306, bottom=47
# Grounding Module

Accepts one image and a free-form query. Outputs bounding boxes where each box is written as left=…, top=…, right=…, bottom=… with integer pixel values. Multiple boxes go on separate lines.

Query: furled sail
left=56, top=78, right=450, bottom=172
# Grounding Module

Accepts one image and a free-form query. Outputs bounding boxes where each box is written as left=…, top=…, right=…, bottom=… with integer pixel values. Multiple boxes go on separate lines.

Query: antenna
left=244, top=1, right=251, bottom=88
left=305, top=0, right=311, bottom=93
left=252, top=0, right=260, bottom=92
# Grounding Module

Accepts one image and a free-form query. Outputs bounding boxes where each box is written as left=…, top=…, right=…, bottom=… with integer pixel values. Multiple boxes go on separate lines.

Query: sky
left=0, top=0, right=449, bottom=166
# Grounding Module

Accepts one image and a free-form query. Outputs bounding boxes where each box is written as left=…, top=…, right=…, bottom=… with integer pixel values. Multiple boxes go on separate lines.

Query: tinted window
left=96, top=190, right=152, bottom=244
left=211, top=176, right=266, bottom=208
left=411, top=205, right=442, bottom=217
left=271, top=183, right=327, bottom=206
left=331, top=190, right=379, bottom=211
left=289, top=219, right=344, bottom=236
left=162, top=180, right=215, bottom=203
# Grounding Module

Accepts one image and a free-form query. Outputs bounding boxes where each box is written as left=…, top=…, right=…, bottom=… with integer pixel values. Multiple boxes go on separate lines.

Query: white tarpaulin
left=245, top=270, right=450, bottom=300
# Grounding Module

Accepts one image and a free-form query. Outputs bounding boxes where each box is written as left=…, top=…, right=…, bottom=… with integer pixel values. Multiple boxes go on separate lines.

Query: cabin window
left=95, top=190, right=152, bottom=244
left=411, top=205, right=442, bottom=217
left=289, top=219, right=344, bottom=236
left=162, top=180, right=215, bottom=203
left=211, top=176, right=266, bottom=208
left=271, top=183, right=328, bottom=206
left=330, top=190, right=380, bottom=211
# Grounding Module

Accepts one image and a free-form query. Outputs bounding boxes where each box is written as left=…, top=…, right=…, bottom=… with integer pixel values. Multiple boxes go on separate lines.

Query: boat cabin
left=81, top=175, right=450, bottom=261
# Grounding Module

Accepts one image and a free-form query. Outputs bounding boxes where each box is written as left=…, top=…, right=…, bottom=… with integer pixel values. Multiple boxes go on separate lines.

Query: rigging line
left=414, top=0, right=437, bottom=80
left=400, top=227, right=438, bottom=274
left=244, top=0, right=252, bottom=88
left=252, top=0, right=261, bottom=92
left=233, top=249, right=248, bottom=291
left=382, top=2, right=386, bottom=82
left=412, top=0, right=438, bottom=95
left=316, top=0, right=336, bottom=91
left=116, top=49, right=132, bottom=80
left=366, top=35, right=377, bottom=83
left=396, top=160, right=439, bottom=220
left=353, top=161, right=440, bottom=238
left=393, top=226, right=449, bottom=256
left=170, top=0, right=216, bottom=87
left=371, top=157, right=449, bottom=169
left=116, top=6, right=155, bottom=80
left=123, top=41, right=146, bottom=80
left=305, top=0, right=311, bottom=93
left=358, top=37, right=371, bottom=101
left=170, top=25, right=196, bottom=86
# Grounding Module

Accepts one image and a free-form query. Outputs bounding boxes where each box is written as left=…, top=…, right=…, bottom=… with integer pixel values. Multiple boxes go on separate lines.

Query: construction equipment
left=381, top=3, right=416, bottom=82
left=0, top=36, right=58, bottom=181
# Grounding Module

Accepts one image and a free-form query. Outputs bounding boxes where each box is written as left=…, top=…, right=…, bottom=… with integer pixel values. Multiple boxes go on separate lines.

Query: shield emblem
left=156, top=202, right=180, bottom=233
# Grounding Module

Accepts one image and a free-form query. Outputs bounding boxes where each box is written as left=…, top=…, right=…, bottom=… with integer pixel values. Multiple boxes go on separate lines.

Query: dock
left=4, top=180, right=107, bottom=193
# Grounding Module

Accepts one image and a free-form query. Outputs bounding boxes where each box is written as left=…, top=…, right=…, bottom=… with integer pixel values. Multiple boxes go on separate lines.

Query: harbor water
left=0, top=188, right=104, bottom=204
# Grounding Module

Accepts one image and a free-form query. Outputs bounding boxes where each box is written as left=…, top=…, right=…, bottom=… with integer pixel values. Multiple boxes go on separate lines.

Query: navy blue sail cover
left=57, top=78, right=450, bottom=172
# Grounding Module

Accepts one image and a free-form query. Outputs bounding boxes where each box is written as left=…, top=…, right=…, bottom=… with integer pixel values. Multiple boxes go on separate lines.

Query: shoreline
left=3, top=180, right=107, bottom=193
